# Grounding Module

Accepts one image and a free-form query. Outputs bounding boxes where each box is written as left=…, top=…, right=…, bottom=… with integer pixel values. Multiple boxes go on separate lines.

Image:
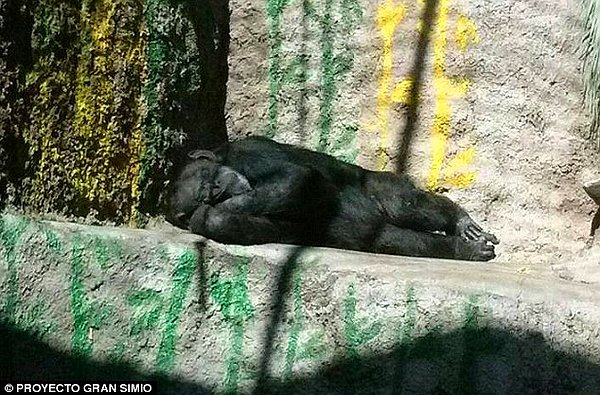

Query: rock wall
left=3, top=0, right=600, bottom=390
left=2, top=213, right=600, bottom=393
left=0, top=0, right=229, bottom=223
left=1, top=0, right=599, bottom=270
left=225, top=0, right=600, bottom=272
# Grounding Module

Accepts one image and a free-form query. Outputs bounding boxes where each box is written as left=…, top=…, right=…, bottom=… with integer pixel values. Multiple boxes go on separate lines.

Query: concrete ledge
left=1, top=213, right=600, bottom=394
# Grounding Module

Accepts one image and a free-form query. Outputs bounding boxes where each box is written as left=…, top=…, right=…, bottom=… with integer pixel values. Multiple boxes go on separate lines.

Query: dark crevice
left=0, top=0, right=34, bottom=209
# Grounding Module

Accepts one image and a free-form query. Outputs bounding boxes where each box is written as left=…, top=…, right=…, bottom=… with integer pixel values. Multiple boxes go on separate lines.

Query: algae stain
left=156, top=249, right=197, bottom=372
left=210, top=257, right=254, bottom=394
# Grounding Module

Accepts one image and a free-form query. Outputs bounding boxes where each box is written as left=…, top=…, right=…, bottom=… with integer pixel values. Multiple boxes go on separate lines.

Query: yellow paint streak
left=374, top=0, right=406, bottom=170
left=441, top=146, right=476, bottom=187
left=455, top=14, right=479, bottom=52
left=32, top=66, right=73, bottom=200
left=427, top=0, right=477, bottom=190
left=128, top=101, right=144, bottom=225
left=71, top=0, right=145, bottom=221
left=390, top=77, right=414, bottom=105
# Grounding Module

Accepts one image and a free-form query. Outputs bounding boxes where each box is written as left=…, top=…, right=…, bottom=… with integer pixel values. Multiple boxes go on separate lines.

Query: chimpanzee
left=167, top=136, right=499, bottom=261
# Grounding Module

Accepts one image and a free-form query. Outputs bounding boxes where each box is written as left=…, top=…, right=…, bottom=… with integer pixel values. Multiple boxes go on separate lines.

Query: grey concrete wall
left=2, top=213, right=600, bottom=394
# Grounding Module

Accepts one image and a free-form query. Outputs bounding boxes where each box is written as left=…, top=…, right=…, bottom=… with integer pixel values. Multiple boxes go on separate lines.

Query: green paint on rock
left=127, top=288, right=165, bottom=336
left=0, top=216, right=30, bottom=320
left=44, top=228, right=62, bottom=254
left=69, top=233, right=92, bottom=358
left=93, top=236, right=123, bottom=270
left=109, top=342, right=127, bottom=364
left=265, top=0, right=292, bottom=138
left=284, top=270, right=304, bottom=379
left=318, top=0, right=335, bottom=152
left=400, top=284, right=417, bottom=344
left=140, top=0, right=170, bottom=208
left=317, top=0, right=362, bottom=158
left=156, top=249, right=197, bottom=372
left=0, top=217, right=56, bottom=340
left=343, top=283, right=382, bottom=359
left=391, top=285, right=418, bottom=390
left=12, top=298, right=57, bottom=341
left=459, top=294, right=481, bottom=393
left=210, top=257, right=255, bottom=395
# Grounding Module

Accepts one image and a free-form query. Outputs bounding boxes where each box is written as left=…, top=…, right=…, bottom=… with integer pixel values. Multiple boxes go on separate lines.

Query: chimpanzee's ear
left=188, top=149, right=217, bottom=161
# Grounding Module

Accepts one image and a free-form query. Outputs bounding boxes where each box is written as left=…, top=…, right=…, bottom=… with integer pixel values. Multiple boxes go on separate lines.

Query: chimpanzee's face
left=167, top=159, right=252, bottom=228
left=168, top=159, right=224, bottom=225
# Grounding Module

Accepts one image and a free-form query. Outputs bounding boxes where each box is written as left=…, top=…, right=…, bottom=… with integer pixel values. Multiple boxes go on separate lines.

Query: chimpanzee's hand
left=455, top=216, right=499, bottom=244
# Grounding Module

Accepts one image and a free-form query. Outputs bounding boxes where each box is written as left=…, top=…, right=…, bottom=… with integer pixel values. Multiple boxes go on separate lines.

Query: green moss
left=140, top=0, right=228, bottom=215
left=24, top=0, right=81, bottom=216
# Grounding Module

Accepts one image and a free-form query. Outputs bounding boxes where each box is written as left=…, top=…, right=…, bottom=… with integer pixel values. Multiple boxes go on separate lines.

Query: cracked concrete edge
left=2, top=212, right=600, bottom=393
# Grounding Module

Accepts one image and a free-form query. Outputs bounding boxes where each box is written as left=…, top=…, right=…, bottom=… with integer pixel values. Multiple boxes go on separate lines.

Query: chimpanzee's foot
left=455, top=237, right=496, bottom=261
left=455, top=216, right=499, bottom=245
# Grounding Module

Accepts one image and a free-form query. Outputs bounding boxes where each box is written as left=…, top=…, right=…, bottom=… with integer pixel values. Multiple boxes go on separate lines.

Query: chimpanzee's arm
left=188, top=204, right=298, bottom=245
left=215, top=164, right=333, bottom=218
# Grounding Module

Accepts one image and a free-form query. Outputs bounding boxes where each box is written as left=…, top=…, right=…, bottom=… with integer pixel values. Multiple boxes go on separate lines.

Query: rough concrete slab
left=2, top=213, right=600, bottom=394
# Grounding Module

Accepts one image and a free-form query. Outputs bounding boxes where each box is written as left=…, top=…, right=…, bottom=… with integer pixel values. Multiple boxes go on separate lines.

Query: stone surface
left=225, top=0, right=600, bottom=282
left=2, top=213, right=600, bottom=393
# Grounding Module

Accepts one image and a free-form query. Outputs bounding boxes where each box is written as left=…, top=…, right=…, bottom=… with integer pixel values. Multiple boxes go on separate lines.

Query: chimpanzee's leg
left=188, top=205, right=299, bottom=245
left=371, top=224, right=495, bottom=261
left=363, top=172, right=497, bottom=244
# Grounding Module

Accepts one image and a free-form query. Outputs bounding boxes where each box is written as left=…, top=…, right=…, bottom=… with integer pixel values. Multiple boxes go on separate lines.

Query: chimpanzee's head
left=167, top=149, right=252, bottom=228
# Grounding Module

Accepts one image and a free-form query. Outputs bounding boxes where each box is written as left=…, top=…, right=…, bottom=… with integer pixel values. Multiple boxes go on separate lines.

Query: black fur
left=167, top=137, right=498, bottom=261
